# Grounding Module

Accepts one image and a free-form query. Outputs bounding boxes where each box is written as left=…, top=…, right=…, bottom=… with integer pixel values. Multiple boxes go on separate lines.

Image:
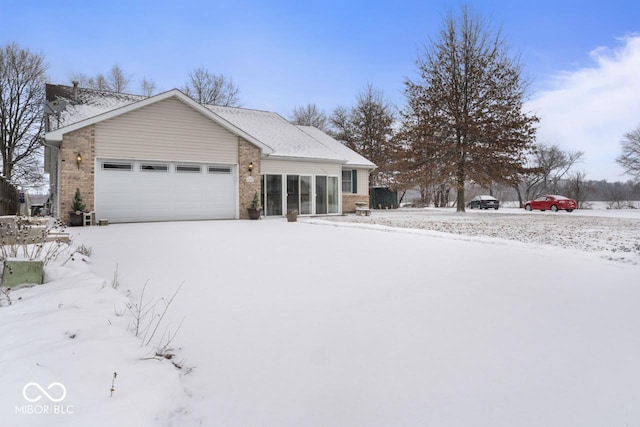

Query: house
left=43, top=84, right=375, bottom=223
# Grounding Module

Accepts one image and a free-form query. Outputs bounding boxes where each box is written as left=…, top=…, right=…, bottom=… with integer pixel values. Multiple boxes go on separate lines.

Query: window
left=176, top=165, right=201, bottom=173
left=208, top=166, right=231, bottom=174
left=315, top=176, right=327, bottom=214
left=342, top=170, right=357, bottom=193
left=300, top=176, right=312, bottom=215
left=342, top=170, right=352, bottom=192
left=265, top=175, right=282, bottom=216
left=328, top=176, right=339, bottom=213
left=287, top=175, right=299, bottom=213
left=102, top=162, right=132, bottom=171
left=141, top=163, right=168, bottom=172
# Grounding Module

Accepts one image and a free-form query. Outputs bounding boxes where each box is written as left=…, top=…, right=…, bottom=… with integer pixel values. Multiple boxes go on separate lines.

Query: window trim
left=207, top=166, right=232, bottom=174
left=175, top=164, right=201, bottom=173
left=102, top=161, right=133, bottom=171
left=341, top=169, right=358, bottom=193
left=342, top=170, right=353, bottom=193
left=140, top=163, right=169, bottom=172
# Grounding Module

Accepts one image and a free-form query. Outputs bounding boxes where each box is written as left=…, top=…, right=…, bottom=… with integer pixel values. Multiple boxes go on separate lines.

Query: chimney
left=72, top=81, right=79, bottom=101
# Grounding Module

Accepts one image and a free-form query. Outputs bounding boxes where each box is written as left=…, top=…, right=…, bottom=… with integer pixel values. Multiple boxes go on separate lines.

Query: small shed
left=370, top=187, right=398, bottom=209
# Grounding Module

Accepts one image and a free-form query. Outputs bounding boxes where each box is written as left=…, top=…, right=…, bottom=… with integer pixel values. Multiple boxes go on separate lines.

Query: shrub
left=71, top=188, right=85, bottom=213
left=0, top=217, right=68, bottom=264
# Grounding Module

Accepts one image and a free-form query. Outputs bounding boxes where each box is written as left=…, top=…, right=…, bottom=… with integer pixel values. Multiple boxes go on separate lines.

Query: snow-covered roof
left=296, top=125, right=376, bottom=168
left=205, top=105, right=346, bottom=162
left=44, top=84, right=374, bottom=165
left=46, top=84, right=145, bottom=129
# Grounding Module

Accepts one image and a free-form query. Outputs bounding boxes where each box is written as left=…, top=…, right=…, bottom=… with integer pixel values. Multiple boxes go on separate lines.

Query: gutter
left=263, top=154, right=348, bottom=164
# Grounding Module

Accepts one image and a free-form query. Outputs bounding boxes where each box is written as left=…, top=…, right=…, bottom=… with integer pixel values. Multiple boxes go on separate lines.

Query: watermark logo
left=15, top=382, right=74, bottom=415
left=22, top=382, right=67, bottom=403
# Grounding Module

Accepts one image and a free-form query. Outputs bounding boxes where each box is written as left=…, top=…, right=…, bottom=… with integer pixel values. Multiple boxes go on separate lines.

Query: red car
left=524, top=195, right=577, bottom=212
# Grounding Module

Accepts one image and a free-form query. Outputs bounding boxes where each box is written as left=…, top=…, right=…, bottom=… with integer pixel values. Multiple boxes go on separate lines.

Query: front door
left=287, top=175, right=299, bottom=214
left=286, top=175, right=312, bottom=215
left=265, top=174, right=282, bottom=216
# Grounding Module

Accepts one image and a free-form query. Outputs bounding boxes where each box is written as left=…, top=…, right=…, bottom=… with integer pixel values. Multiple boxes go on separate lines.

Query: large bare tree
left=0, top=43, right=48, bottom=186
left=401, top=5, right=538, bottom=211
left=515, top=143, right=584, bottom=205
left=182, top=67, right=240, bottom=106
left=616, top=125, right=640, bottom=180
left=290, top=104, right=328, bottom=130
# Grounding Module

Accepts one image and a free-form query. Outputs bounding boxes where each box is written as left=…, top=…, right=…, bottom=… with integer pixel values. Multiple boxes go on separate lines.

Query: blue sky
left=1, top=0, right=639, bottom=181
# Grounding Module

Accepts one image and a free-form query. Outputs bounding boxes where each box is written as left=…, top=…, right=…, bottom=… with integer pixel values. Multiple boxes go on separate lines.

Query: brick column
left=238, top=138, right=261, bottom=219
left=59, top=125, right=95, bottom=224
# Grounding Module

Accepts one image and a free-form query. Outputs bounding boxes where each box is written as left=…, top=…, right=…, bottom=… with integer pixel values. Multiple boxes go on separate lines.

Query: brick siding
left=342, top=194, right=370, bottom=213
left=60, top=125, right=95, bottom=224
left=238, top=138, right=262, bottom=219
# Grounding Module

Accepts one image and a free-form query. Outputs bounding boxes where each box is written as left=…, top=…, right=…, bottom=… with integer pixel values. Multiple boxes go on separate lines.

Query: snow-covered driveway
left=68, top=212, right=640, bottom=426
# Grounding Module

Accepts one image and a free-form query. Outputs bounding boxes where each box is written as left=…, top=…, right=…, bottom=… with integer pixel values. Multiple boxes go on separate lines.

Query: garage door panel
left=95, top=160, right=236, bottom=223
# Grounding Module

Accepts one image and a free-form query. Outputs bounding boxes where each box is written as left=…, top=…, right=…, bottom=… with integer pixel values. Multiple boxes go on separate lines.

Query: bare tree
left=329, top=84, right=396, bottom=186
left=516, top=143, right=584, bottom=205
left=328, top=106, right=354, bottom=145
left=182, top=67, right=240, bottom=106
left=616, top=125, right=640, bottom=181
left=69, top=72, right=92, bottom=89
left=290, top=104, right=328, bottom=130
left=70, top=72, right=108, bottom=91
left=140, top=77, right=157, bottom=97
left=70, top=64, right=131, bottom=93
left=106, top=64, right=131, bottom=93
left=401, top=5, right=538, bottom=211
left=564, top=170, right=591, bottom=207
left=0, top=43, right=47, bottom=185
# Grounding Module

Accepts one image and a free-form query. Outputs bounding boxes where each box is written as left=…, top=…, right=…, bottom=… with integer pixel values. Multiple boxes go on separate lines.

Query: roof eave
left=346, top=162, right=377, bottom=169
left=264, top=154, right=348, bottom=164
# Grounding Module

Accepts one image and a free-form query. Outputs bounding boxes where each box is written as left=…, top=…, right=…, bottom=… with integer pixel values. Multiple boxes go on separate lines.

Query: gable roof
left=45, top=88, right=273, bottom=154
left=44, top=84, right=375, bottom=167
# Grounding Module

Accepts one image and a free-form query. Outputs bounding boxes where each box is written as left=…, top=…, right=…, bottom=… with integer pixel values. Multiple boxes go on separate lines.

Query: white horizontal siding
left=95, top=97, right=238, bottom=164
left=261, top=158, right=341, bottom=176
left=355, top=168, right=370, bottom=195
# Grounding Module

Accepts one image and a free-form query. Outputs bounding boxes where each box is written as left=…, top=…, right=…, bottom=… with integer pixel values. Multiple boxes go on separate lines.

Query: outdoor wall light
left=248, top=161, right=253, bottom=174
left=76, top=153, right=82, bottom=169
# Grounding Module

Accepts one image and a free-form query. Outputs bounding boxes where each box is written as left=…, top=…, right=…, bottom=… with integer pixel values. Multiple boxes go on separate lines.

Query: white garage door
left=95, top=160, right=236, bottom=223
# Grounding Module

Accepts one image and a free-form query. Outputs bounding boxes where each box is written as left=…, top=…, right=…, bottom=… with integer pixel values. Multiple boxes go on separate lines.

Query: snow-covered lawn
left=1, top=207, right=639, bottom=426
left=318, top=206, right=640, bottom=265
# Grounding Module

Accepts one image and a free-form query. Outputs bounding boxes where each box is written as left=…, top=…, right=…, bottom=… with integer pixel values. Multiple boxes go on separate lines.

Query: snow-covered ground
left=1, top=206, right=639, bottom=426
left=318, top=205, right=640, bottom=265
